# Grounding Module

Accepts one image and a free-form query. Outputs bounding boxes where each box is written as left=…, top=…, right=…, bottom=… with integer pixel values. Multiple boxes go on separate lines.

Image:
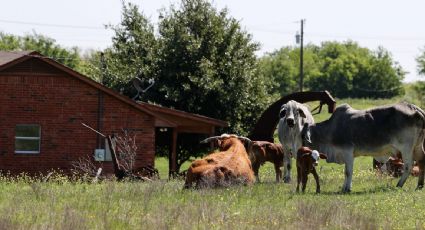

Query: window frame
left=15, top=124, right=41, bottom=154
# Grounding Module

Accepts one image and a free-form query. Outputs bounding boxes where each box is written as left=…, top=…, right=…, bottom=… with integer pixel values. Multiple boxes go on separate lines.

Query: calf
left=249, top=141, right=284, bottom=182
left=183, top=134, right=255, bottom=189
left=296, top=146, right=327, bottom=193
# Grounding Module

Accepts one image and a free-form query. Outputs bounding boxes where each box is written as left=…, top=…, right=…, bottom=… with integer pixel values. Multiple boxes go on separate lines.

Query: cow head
left=297, top=147, right=327, bottom=171
left=278, top=100, right=315, bottom=156
left=201, top=134, right=252, bottom=151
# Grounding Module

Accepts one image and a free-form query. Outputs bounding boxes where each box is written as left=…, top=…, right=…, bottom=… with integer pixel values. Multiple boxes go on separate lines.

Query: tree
left=0, top=32, right=82, bottom=70
left=258, top=45, right=321, bottom=98
left=417, top=47, right=425, bottom=76
left=94, top=0, right=270, bottom=172
left=154, top=0, right=269, bottom=135
left=81, top=2, right=158, bottom=94
left=262, top=41, right=405, bottom=98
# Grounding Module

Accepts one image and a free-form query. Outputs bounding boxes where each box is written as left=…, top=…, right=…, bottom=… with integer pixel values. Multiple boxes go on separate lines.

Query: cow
left=183, top=134, right=255, bottom=189
left=248, top=141, right=285, bottom=182
left=278, top=100, right=425, bottom=192
left=278, top=100, right=315, bottom=183
left=296, top=147, right=327, bottom=193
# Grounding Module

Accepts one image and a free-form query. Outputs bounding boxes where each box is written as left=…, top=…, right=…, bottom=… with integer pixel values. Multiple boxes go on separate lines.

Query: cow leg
left=283, top=157, right=292, bottom=183
left=252, top=162, right=261, bottom=183
left=312, top=168, right=320, bottom=193
left=183, top=169, right=194, bottom=189
left=296, top=166, right=301, bottom=192
left=301, top=173, right=308, bottom=192
left=397, top=147, right=414, bottom=188
left=417, top=158, right=425, bottom=190
left=274, top=163, right=282, bottom=183
left=342, top=155, right=354, bottom=193
left=414, top=139, right=425, bottom=190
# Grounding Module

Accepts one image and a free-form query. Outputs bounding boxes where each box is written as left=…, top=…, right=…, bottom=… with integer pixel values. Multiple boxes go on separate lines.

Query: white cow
left=278, top=100, right=315, bottom=183
left=278, top=100, right=425, bottom=192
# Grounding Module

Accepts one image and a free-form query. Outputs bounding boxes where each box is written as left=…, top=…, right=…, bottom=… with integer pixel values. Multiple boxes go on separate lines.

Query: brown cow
left=183, top=134, right=255, bottom=189
left=296, top=146, right=327, bottom=193
left=248, top=141, right=285, bottom=182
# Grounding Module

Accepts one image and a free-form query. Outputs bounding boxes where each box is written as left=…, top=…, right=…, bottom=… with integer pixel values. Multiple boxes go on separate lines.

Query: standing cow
left=278, top=100, right=425, bottom=192
left=278, top=100, right=315, bottom=183
left=248, top=141, right=285, bottom=182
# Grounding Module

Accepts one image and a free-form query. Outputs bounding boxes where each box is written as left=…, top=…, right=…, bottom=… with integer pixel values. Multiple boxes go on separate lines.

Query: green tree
left=0, top=32, right=82, bottom=70
left=258, top=45, right=321, bottom=98
left=262, top=41, right=406, bottom=99
left=82, top=2, right=158, bottom=95
left=154, top=0, right=269, bottom=135
left=353, top=47, right=404, bottom=98
left=96, top=0, right=270, bottom=172
left=417, top=47, right=425, bottom=76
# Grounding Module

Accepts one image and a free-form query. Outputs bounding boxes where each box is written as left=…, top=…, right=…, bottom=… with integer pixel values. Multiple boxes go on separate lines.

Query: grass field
left=1, top=96, right=424, bottom=229
left=1, top=157, right=424, bottom=229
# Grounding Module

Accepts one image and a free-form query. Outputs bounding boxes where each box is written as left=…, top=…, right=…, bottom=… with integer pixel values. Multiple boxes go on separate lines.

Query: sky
left=1, top=0, right=425, bottom=82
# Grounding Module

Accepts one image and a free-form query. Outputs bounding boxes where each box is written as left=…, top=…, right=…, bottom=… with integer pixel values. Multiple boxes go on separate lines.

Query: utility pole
left=296, top=19, right=305, bottom=92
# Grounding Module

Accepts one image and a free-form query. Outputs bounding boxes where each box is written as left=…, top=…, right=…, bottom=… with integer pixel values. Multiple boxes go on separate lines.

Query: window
left=15, top=125, right=41, bottom=154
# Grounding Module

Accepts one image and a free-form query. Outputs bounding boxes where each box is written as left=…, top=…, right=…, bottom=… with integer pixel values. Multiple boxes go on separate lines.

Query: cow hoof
left=416, top=185, right=424, bottom=190
left=341, top=189, right=351, bottom=193
left=283, top=177, right=291, bottom=183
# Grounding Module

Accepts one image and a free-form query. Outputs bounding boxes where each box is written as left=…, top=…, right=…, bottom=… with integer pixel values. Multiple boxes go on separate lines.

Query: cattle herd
left=184, top=101, right=425, bottom=193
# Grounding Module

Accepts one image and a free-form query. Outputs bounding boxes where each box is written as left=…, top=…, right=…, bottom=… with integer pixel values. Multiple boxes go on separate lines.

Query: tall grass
left=1, top=157, right=425, bottom=229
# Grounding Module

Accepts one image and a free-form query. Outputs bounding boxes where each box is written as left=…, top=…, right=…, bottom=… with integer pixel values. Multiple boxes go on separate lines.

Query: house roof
left=0, top=51, right=35, bottom=66
left=0, top=51, right=227, bottom=132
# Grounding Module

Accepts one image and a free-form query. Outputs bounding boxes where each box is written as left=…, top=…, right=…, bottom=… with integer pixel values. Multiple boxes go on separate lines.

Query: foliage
left=153, top=0, right=269, bottom=135
left=0, top=32, right=82, bottom=70
left=257, top=45, right=321, bottom=98
left=260, top=41, right=405, bottom=98
left=85, top=0, right=270, bottom=138
left=417, top=47, right=425, bottom=76
left=412, top=81, right=425, bottom=108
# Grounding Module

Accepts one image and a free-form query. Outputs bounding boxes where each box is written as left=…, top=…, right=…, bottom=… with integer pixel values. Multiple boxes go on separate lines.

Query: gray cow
left=278, top=100, right=425, bottom=192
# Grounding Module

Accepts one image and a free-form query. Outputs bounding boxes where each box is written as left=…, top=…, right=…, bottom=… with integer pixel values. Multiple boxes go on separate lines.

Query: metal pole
left=299, top=19, right=304, bottom=92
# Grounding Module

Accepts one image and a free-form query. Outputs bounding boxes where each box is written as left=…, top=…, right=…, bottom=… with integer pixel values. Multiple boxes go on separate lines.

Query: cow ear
left=279, top=108, right=286, bottom=118
left=298, top=108, right=306, bottom=118
left=319, top=153, right=327, bottom=159
left=303, top=124, right=312, bottom=144
left=301, top=153, right=311, bottom=159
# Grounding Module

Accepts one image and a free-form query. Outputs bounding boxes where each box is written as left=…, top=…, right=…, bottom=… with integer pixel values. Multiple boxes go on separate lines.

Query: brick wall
left=0, top=59, right=155, bottom=175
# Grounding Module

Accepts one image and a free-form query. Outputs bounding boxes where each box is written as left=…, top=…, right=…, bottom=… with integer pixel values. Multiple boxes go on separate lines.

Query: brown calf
left=249, top=141, right=284, bottom=182
left=296, top=146, right=327, bottom=193
left=183, top=134, right=255, bottom=189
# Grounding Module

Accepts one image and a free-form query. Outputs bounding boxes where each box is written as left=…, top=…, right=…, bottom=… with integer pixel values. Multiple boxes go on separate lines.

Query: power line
left=0, top=19, right=106, bottom=30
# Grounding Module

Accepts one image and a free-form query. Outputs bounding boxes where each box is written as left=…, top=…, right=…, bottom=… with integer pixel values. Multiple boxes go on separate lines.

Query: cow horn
left=237, top=136, right=252, bottom=143
left=200, top=136, right=221, bottom=144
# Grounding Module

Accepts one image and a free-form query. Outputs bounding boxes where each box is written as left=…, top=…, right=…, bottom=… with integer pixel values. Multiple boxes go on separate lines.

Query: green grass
left=1, top=157, right=424, bottom=229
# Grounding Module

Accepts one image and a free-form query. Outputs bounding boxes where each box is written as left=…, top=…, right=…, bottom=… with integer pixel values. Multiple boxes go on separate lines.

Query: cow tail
left=412, top=104, right=425, bottom=153
left=409, top=103, right=425, bottom=129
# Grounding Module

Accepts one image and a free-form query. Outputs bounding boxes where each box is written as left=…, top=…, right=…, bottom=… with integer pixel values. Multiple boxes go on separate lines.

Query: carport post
left=169, top=128, right=178, bottom=177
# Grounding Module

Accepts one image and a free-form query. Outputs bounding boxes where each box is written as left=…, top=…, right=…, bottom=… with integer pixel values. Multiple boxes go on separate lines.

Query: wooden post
left=169, top=128, right=178, bottom=177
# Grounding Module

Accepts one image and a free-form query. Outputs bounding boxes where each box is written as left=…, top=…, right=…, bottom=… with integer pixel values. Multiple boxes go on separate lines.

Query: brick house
left=0, top=51, right=227, bottom=176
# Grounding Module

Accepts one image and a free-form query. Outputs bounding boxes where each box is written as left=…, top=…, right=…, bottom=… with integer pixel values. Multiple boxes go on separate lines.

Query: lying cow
left=296, top=146, right=327, bottom=193
left=278, top=100, right=425, bottom=192
left=183, top=134, right=255, bottom=189
left=374, top=153, right=404, bottom=177
left=248, top=141, right=284, bottom=182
